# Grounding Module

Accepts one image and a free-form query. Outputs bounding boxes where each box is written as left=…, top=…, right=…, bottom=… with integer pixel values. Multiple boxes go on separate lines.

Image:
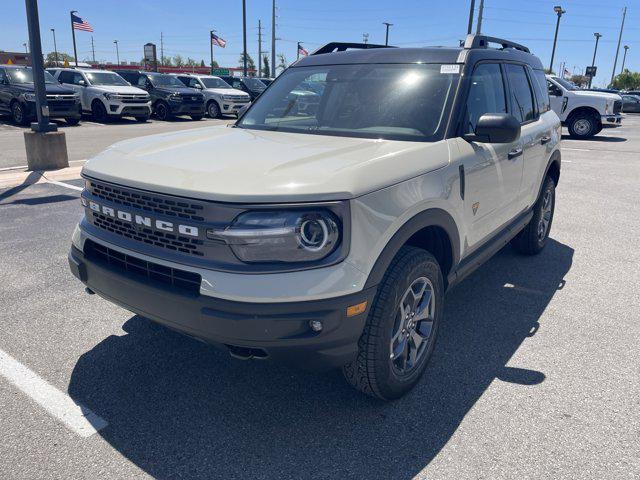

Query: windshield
left=259, top=78, right=273, bottom=86
left=201, top=77, right=231, bottom=89
left=552, top=77, right=578, bottom=91
left=7, top=68, right=56, bottom=84
left=237, top=64, right=459, bottom=142
left=86, top=72, right=129, bottom=86
left=148, top=74, right=186, bottom=87
left=244, top=77, right=266, bottom=91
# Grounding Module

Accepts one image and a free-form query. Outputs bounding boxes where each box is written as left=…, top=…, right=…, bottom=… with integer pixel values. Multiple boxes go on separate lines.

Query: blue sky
left=1, top=0, right=635, bottom=86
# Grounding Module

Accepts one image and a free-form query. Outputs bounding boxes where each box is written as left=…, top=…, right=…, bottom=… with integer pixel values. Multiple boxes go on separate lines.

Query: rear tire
left=343, top=246, right=443, bottom=400
left=511, top=176, right=556, bottom=255
left=567, top=112, right=598, bottom=138
left=11, top=101, right=29, bottom=126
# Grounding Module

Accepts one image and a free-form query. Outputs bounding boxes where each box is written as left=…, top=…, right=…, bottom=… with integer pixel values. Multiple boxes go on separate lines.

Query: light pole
left=23, top=42, right=28, bottom=53
left=51, top=28, right=58, bottom=66
left=620, top=45, right=629, bottom=73
left=383, top=22, right=393, bottom=46
left=113, top=40, right=119, bottom=65
left=549, top=5, right=565, bottom=73
left=611, top=7, right=627, bottom=86
left=588, top=32, right=602, bottom=89
left=362, top=33, right=369, bottom=44
left=242, top=0, right=247, bottom=76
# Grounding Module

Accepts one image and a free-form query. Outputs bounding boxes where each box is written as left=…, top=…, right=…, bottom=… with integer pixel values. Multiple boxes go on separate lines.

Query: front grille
left=92, top=211, right=205, bottom=256
left=89, top=180, right=204, bottom=221
left=225, top=95, right=250, bottom=102
left=613, top=100, right=622, bottom=114
left=181, top=94, right=204, bottom=103
left=84, top=239, right=201, bottom=294
left=46, top=94, right=76, bottom=101
left=48, top=100, right=76, bottom=109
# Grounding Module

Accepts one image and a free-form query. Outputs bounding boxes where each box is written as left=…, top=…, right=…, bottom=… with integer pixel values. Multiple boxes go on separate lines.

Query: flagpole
left=70, top=10, right=78, bottom=66
left=297, top=43, right=300, bottom=60
left=210, top=30, right=214, bottom=74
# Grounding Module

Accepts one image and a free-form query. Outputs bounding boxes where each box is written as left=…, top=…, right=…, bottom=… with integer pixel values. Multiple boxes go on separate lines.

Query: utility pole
left=91, top=36, right=95, bottom=64
left=475, top=0, right=484, bottom=34
left=383, top=22, right=393, bottom=46
left=114, top=40, right=119, bottom=65
left=70, top=10, right=78, bottom=66
left=160, top=32, right=164, bottom=66
left=620, top=45, right=629, bottom=73
left=23, top=42, right=28, bottom=53
left=362, top=33, right=369, bottom=44
left=610, top=6, right=626, bottom=86
left=588, top=32, right=602, bottom=88
left=50, top=29, right=58, bottom=65
left=271, top=0, right=276, bottom=78
left=258, top=20, right=263, bottom=77
left=549, top=5, right=565, bottom=73
left=467, top=0, right=476, bottom=35
left=242, top=0, right=247, bottom=76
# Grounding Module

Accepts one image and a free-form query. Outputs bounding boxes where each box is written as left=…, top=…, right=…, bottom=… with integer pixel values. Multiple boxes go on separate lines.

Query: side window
left=176, top=76, right=189, bottom=86
left=187, top=78, right=199, bottom=88
left=464, top=63, right=507, bottom=134
left=58, top=71, right=72, bottom=84
left=72, top=73, right=85, bottom=85
left=0, top=69, right=6, bottom=83
left=547, top=80, right=562, bottom=97
left=136, top=75, right=147, bottom=87
left=505, top=64, right=536, bottom=123
left=232, top=80, right=243, bottom=89
left=531, top=69, right=550, bottom=113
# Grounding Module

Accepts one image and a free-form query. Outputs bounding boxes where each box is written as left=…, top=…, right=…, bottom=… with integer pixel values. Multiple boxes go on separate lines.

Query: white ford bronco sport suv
left=172, top=73, right=251, bottom=118
left=546, top=75, right=622, bottom=138
left=53, top=68, right=152, bottom=122
left=69, top=35, right=561, bottom=400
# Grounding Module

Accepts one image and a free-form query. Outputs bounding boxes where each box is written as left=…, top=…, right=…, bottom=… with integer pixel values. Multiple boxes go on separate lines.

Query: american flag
left=297, top=43, right=309, bottom=56
left=211, top=33, right=226, bottom=48
left=71, top=13, right=93, bottom=32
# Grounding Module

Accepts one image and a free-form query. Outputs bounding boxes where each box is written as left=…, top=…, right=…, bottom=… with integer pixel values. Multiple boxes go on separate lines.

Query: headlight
left=605, top=101, right=612, bottom=114
left=208, top=210, right=341, bottom=263
left=23, top=93, right=36, bottom=101
left=169, top=93, right=182, bottom=102
left=103, top=93, right=123, bottom=100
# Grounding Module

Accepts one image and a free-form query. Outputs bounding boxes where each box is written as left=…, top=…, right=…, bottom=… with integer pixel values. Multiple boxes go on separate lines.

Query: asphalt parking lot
left=1, top=116, right=639, bottom=479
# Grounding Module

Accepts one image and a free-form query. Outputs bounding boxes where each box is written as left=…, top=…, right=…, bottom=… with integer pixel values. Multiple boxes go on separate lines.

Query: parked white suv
left=53, top=68, right=151, bottom=122
left=69, top=36, right=561, bottom=399
left=173, top=74, right=251, bottom=118
left=546, top=75, right=622, bottom=138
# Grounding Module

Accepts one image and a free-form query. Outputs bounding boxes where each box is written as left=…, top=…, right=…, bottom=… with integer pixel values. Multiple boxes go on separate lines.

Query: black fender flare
left=363, top=208, right=460, bottom=290
left=538, top=149, right=561, bottom=200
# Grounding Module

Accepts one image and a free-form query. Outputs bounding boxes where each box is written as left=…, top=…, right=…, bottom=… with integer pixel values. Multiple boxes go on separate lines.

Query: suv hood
left=205, top=87, right=249, bottom=97
left=13, top=83, right=77, bottom=95
left=90, top=85, right=148, bottom=95
left=82, top=126, right=450, bottom=202
left=154, top=86, right=200, bottom=95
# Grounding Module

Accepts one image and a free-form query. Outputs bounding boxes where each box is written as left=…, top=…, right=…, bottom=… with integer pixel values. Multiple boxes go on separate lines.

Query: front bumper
left=601, top=114, right=623, bottom=126
left=107, top=101, right=152, bottom=117
left=69, top=243, right=376, bottom=370
left=168, top=101, right=205, bottom=115
left=25, top=100, right=82, bottom=120
left=221, top=101, right=250, bottom=114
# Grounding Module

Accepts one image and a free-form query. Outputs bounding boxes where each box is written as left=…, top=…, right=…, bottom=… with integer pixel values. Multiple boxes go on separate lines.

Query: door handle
left=540, top=135, right=551, bottom=145
left=508, top=147, right=523, bottom=159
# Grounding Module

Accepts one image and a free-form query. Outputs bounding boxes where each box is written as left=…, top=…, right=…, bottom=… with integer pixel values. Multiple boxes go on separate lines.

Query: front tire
left=207, top=101, right=221, bottom=118
left=567, top=112, right=598, bottom=138
left=343, top=246, right=443, bottom=400
left=91, top=100, right=108, bottom=123
left=511, top=176, right=556, bottom=255
left=154, top=102, right=171, bottom=121
left=11, top=101, right=29, bottom=126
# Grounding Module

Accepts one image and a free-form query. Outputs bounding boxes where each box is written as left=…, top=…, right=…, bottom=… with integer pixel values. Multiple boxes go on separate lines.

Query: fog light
left=309, top=320, right=323, bottom=332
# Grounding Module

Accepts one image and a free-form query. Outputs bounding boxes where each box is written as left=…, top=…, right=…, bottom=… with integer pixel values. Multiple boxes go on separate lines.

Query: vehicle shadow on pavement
left=68, top=238, right=573, bottom=480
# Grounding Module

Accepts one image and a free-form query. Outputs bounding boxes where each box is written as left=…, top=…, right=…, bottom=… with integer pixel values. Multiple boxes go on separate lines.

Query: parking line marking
left=0, top=349, right=108, bottom=437
left=42, top=176, right=83, bottom=191
left=563, top=148, right=591, bottom=152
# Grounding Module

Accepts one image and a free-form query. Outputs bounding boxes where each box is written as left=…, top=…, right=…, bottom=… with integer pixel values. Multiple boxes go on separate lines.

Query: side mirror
left=466, top=113, right=521, bottom=144
left=78, top=79, right=86, bottom=86
left=193, top=83, right=202, bottom=89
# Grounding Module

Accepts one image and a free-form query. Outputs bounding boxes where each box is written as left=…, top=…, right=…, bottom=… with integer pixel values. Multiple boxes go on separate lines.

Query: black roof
left=293, top=35, right=544, bottom=70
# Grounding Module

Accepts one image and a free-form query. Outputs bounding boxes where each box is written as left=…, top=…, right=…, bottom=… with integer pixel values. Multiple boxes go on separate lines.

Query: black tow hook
left=226, top=345, right=268, bottom=361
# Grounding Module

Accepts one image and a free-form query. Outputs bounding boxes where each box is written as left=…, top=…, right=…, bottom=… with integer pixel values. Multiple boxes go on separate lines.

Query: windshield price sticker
left=440, top=64, right=460, bottom=74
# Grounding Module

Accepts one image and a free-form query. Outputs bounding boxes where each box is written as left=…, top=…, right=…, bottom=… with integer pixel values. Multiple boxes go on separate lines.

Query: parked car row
left=0, top=65, right=271, bottom=126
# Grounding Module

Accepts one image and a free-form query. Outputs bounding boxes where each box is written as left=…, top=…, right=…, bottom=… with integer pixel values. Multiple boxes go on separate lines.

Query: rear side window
left=531, top=69, right=550, bottom=113
left=505, top=64, right=536, bottom=123
left=58, top=71, right=73, bottom=84
left=463, top=63, right=507, bottom=134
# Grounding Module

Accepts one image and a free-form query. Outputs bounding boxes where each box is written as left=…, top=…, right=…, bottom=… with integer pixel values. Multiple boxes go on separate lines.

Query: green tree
left=262, top=55, right=270, bottom=77
left=569, top=74, right=589, bottom=88
left=185, top=57, right=197, bottom=67
left=200, top=59, right=205, bottom=67
left=44, top=51, right=74, bottom=67
left=611, top=69, right=640, bottom=90
left=173, top=54, right=184, bottom=67
left=210, top=59, right=219, bottom=68
left=238, top=53, right=256, bottom=74
left=276, top=53, right=287, bottom=73
left=544, top=68, right=555, bottom=75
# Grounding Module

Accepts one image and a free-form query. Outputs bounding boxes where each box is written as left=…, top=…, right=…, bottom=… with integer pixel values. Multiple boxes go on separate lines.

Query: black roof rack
left=463, top=34, right=530, bottom=53
left=311, top=42, right=394, bottom=56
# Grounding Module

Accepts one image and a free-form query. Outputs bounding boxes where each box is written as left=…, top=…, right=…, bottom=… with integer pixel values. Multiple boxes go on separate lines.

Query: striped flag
left=298, top=43, right=309, bottom=56
left=71, top=13, right=93, bottom=32
left=211, top=33, right=226, bottom=48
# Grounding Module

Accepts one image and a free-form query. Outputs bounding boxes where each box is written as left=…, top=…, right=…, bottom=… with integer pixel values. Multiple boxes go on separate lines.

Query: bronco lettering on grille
left=83, top=198, right=199, bottom=237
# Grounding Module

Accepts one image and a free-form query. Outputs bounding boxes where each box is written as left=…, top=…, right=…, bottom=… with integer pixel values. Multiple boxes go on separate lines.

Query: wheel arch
left=363, top=208, right=460, bottom=291
left=567, top=105, right=601, bottom=123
